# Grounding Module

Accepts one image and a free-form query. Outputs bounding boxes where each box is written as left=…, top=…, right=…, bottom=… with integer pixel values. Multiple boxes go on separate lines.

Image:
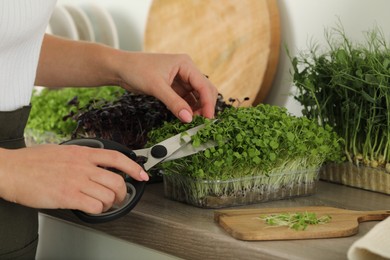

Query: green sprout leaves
left=27, top=86, right=124, bottom=138
left=147, top=104, right=343, bottom=180
left=289, top=23, right=390, bottom=170
left=260, top=212, right=332, bottom=231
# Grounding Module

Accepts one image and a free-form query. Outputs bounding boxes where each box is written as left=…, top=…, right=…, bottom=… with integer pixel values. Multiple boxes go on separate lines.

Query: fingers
left=156, top=82, right=194, bottom=123
left=169, top=56, right=218, bottom=120
left=87, top=147, right=149, bottom=182
left=1, top=144, right=148, bottom=215
left=118, top=52, right=217, bottom=121
left=80, top=179, right=117, bottom=213
left=181, top=70, right=218, bottom=119
left=64, top=146, right=148, bottom=213
left=72, top=193, right=106, bottom=214
left=156, top=73, right=217, bottom=122
left=88, top=168, right=127, bottom=206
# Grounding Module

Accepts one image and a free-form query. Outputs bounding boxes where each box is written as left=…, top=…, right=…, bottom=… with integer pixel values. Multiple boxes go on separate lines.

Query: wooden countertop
left=41, top=181, right=390, bottom=260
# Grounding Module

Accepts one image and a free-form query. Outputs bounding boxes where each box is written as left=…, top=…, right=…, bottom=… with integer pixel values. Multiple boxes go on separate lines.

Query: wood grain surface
left=41, top=181, right=390, bottom=260
left=214, top=206, right=390, bottom=240
left=143, top=0, right=280, bottom=105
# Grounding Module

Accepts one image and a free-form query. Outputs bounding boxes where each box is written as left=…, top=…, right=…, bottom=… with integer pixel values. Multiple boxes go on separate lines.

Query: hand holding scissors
left=61, top=123, right=215, bottom=223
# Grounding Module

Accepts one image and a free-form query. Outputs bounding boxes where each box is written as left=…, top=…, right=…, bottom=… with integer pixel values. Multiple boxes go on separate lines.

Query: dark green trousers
left=0, top=106, right=38, bottom=259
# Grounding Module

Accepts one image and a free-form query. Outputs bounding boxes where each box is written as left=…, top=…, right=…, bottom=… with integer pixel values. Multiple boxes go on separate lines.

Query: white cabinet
left=36, top=214, right=179, bottom=260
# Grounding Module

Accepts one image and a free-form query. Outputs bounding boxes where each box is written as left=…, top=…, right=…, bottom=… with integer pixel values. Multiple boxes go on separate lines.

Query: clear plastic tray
left=163, top=168, right=319, bottom=208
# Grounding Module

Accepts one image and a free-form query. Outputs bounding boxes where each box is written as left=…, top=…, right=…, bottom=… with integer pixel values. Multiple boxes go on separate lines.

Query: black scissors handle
left=60, top=138, right=146, bottom=223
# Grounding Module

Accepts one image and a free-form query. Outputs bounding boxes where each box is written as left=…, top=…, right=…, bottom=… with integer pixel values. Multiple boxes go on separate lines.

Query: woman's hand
left=0, top=145, right=148, bottom=214
left=113, top=52, right=219, bottom=122
left=36, top=35, right=219, bottom=123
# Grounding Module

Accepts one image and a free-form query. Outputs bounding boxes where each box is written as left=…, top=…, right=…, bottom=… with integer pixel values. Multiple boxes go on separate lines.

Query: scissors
left=61, top=123, right=215, bottom=223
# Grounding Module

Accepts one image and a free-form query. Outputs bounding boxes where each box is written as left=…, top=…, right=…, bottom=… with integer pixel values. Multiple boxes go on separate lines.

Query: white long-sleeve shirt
left=0, top=0, right=57, bottom=111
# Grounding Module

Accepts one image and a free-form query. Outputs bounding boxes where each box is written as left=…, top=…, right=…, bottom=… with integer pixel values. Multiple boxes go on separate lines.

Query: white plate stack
left=48, top=3, right=119, bottom=49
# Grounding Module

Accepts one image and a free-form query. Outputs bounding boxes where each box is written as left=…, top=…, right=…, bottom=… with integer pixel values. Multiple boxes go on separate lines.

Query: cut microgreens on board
left=259, top=212, right=332, bottom=231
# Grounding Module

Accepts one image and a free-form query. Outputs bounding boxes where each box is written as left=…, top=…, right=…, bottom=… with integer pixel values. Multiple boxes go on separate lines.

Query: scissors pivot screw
left=151, top=145, right=168, bottom=158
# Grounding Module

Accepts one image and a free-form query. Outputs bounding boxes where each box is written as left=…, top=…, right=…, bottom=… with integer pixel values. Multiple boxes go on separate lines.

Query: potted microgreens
left=27, top=87, right=231, bottom=151
left=147, top=104, right=343, bottom=208
left=289, top=24, right=390, bottom=194
left=26, top=86, right=124, bottom=145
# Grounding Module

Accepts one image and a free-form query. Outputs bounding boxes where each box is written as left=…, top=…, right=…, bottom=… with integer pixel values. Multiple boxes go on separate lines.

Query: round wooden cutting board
left=143, top=0, right=280, bottom=105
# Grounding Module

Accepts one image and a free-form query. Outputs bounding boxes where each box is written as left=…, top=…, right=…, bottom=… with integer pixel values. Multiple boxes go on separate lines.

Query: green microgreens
left=27, top=86, right=124, bottom=138
left=289, top=22, right=390, bottom=171
left=259, top=212, right=332, bottom=231
left=147, top=104, right=343, bottom=181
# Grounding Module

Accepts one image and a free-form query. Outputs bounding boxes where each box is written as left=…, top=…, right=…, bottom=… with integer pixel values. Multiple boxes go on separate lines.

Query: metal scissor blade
left=163, top=140, right=217, bottom=161
left=135, top=123, right=209, bottom=170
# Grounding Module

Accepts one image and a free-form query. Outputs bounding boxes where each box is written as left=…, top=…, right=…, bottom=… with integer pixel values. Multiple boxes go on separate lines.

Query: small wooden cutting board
left=214, top=206, right=390, bottom=240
